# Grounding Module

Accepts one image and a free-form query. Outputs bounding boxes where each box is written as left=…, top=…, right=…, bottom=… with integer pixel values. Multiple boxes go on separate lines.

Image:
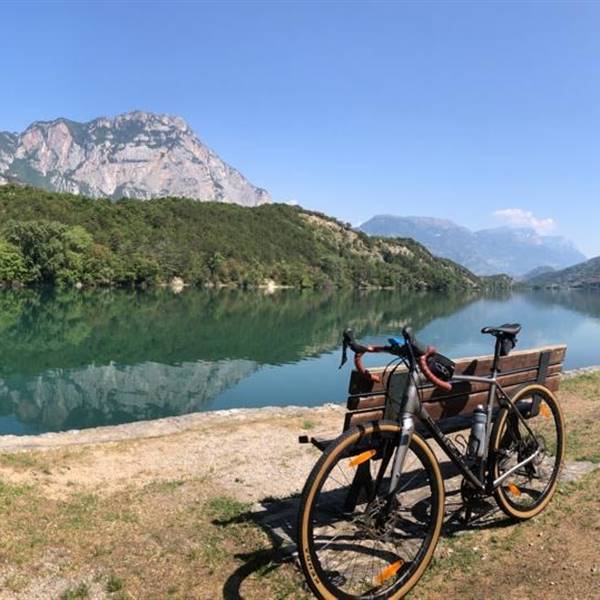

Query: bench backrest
left=343, top=344, right=566, bottom=431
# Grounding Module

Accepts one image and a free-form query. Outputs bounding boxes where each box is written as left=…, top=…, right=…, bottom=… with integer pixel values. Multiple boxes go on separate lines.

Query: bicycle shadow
left=213, top=458, right=515, bottom=599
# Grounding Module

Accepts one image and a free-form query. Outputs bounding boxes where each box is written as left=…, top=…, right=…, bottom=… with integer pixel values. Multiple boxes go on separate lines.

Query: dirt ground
left=0, top=375, right=597, bottom=599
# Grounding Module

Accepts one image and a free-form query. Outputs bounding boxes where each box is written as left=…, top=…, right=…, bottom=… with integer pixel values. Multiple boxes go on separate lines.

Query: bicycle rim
left=492, top=385, right=565, bottom=519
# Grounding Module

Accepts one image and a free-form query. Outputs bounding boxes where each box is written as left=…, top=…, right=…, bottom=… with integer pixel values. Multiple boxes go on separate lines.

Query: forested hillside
left=0, top=185, right=487, bottom=290
left=527, top=256, right=600, bottom=288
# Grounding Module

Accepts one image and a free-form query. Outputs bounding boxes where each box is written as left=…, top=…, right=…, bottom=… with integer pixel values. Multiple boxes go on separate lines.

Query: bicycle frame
left=387, top=346, right=543, bottom=497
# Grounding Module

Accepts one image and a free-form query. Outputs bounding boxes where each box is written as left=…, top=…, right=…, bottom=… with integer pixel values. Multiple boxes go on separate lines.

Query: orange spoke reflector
left=507, top=483, right=522, bottom=497
left=539, top=403, right=551, bottom=419
left=374, top=559, right=404, bottom=586
left=348, top=449, right=376, bottom=468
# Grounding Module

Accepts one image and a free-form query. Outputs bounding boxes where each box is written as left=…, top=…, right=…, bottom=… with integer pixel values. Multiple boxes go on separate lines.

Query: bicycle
left=297, top=324, right=565, bottom=599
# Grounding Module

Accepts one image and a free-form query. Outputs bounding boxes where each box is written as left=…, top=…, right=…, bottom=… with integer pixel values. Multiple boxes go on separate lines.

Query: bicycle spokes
left=496, top=398, right=560, bottom=508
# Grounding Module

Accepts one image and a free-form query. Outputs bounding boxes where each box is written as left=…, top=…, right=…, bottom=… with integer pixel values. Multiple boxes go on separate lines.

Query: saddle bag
left=499, top=335, right=517, bottom=357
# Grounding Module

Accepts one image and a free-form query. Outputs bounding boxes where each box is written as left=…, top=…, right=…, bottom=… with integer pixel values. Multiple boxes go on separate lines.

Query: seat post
left=491, top=337, right=502, bottom=375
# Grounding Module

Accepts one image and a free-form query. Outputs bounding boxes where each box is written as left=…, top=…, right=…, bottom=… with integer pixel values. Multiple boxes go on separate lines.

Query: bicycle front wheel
left=297, top=422, right=444, bottom=600
left=490, top=383, right=565, bottom=520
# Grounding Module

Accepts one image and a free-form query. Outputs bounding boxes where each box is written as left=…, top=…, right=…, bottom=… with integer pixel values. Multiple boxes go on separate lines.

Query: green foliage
left=2, top=220, right=94, bottom=285
left=0, top=239, right=30, bottom=284
left=0, top=184, right=492, bottom=290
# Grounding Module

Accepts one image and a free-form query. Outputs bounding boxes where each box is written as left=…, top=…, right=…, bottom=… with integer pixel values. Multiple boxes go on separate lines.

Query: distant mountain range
left=0, top=111, right=270, bottom=206
left=527, top=256, right=600, bottom=288
left=359, top=215, right=586, bottom=277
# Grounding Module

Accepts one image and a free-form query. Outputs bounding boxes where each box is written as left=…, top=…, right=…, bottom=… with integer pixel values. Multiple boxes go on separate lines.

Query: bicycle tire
left=490, top=384, right=565, bottom=520
left=297, top=421, right=445, bottom=599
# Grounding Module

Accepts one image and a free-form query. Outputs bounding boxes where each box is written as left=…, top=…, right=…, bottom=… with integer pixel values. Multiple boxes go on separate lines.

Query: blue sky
left=2, top=1, right=600, bottom=255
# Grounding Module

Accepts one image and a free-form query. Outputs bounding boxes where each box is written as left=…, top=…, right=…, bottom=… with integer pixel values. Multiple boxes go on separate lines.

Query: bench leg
left=529, top=393, right=543, bottom=418
left=343, top=462, right=374, bottom=513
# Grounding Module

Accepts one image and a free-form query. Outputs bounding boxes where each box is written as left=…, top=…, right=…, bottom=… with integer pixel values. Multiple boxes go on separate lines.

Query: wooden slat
left=425, top=374, right=560, bottom=421
left=344, top=409, right=385, bottom=429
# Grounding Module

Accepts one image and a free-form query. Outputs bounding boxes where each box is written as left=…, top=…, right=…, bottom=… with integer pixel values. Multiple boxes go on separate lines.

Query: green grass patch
left=106, top=573, right=124, bottom=592
left=562, top=372, right=600, bottom=399
left=61, top=492, right=99, bottom=530
left=0, top=479, right=29, bottom=502
left=0, top=451, right=50, bottom=472
left=205, top=495, right=251, bottom=521
left=60, top=583, right=89, bottom=600
left=566, top=429, right=600, bottom=463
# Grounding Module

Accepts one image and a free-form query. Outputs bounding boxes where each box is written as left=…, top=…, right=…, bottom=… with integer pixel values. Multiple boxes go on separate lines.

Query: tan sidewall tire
left=298, top=423, right=445, bottom=600
left=491, top=384, right=565, bottom=520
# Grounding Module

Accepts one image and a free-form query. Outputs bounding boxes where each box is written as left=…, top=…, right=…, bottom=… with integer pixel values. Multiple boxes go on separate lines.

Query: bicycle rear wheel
left=490, top=384, right=565, bottom=520
left=297, top=422, right=444, bottom=600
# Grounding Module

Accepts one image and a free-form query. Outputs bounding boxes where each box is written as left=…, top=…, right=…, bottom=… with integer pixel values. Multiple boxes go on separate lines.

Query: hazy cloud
left=493, top=208, right=556, bottom=234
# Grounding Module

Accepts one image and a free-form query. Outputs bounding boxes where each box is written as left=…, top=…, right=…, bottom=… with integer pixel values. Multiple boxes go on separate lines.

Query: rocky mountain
left=527, top=256, right=600, bottom=288
left=0, top=132, right=17, bottom=183
left=0, top=111, right=270, bottom=206
left=521, top=265, right=556, bottom=281
left=359, top=215, right=586, bottom=277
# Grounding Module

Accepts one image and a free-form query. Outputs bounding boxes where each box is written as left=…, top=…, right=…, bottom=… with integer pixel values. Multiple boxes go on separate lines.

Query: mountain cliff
left=359, top=215, right=585, bottom=276
left=0, top=111, right=270, bottom=206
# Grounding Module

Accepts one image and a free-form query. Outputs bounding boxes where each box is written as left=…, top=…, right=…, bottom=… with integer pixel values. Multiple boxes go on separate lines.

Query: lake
left=0, top=287, right=598, bottom=435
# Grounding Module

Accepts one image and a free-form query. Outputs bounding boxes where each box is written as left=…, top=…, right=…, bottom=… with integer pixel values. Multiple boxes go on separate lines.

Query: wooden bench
left=300, top=344, right=566, bottom=451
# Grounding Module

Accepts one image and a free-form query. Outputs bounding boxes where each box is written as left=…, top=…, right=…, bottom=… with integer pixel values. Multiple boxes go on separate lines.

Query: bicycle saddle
left=481, top=323, right=521, bottom=337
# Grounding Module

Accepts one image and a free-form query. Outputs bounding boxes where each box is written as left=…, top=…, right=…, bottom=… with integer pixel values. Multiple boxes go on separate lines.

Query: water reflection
left=0, top=288, right=477, bottom=434
left=0, top=287, right=598, bottom=435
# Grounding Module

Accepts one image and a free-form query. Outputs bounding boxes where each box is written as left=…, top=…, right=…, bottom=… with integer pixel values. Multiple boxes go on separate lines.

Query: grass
left=0, top=447, right=88, bottom=474
left=566, top=429, right=600, bottom=463
left=206, top=495, right=252, bottom=521
left=0, top=373, right=597, bottom=598
left=106, top=573, right=124, bottom=592
left=561, top=371, right=600, bottom=399
left=60, top=583, right=89, bottom=600
left=300, top=418, right=315, bottom=430
left=0, top=474, right=305, bottom=597
left=562, top=372, right=600, bottom=463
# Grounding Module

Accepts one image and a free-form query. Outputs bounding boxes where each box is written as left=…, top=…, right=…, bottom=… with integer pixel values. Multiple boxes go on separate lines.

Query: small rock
left=170, top=277, right=185, bottom=293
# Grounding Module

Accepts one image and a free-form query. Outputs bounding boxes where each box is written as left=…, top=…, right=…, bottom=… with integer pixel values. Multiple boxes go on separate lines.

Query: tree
left=0, top=239, right=30, bottom=284
left=2, top=220, right=94, bottom=285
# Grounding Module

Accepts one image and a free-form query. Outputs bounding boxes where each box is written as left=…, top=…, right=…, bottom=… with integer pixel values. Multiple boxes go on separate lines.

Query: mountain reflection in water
left=0, top=287, right=597, bottom=435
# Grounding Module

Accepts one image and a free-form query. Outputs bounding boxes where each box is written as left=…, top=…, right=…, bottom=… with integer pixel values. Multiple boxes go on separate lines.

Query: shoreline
left=1, top=365, right=599, bottom=451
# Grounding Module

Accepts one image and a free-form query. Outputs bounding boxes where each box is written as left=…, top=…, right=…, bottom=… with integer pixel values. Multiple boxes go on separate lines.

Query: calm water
left=0, top=287, right=599, bottom=435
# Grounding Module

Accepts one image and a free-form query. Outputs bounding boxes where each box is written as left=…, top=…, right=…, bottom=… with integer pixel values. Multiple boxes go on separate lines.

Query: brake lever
left=339, top=337, right=349, bottom=369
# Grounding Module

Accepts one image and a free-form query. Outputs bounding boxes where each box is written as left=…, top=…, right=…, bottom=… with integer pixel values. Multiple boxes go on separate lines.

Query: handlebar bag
left=426, top=353, right=456, bottom=382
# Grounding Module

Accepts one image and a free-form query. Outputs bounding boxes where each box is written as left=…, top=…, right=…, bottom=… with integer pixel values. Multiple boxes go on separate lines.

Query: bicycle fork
left=387, top=377, right=420, bottom=497
left=388, top=415, right=415, bottom=496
